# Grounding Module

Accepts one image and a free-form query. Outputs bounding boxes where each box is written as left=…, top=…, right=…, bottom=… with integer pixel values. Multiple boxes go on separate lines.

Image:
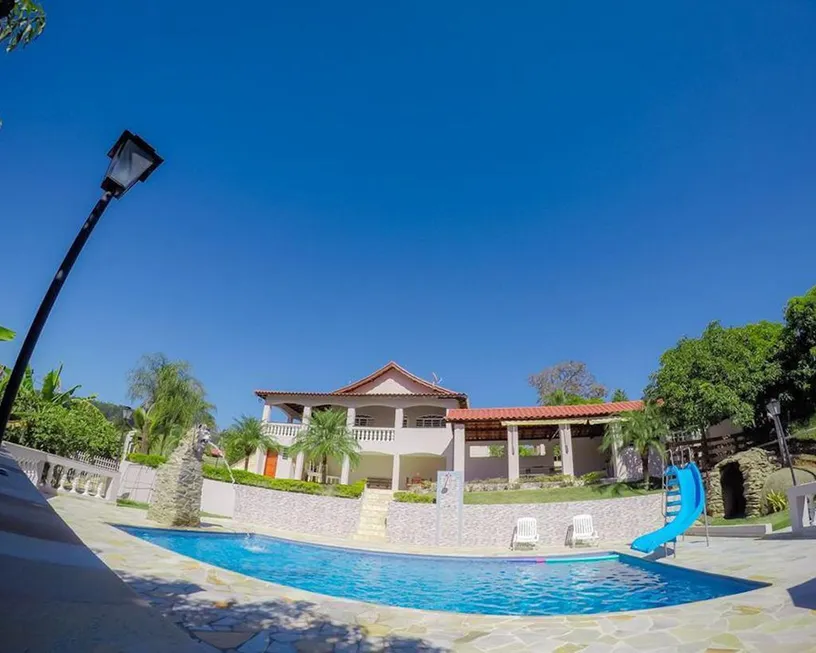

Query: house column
left=507, top=424, right=520, bottom=482
left=394, top=407, right=404, bottom=430
left=294, top=406, right=312, bottom=480
left=261, top=403, right=271, bottom=422
left=609, top=421, right=623, bottom=479
left=340, top=456, right=351, bottom=485
left=558, top=423, right=574, bottom=477
left=346, top=406, right=356, bottom=430
left=392, top=454, right=400, bottom=491
left=453, top=423, right=466, bottom=474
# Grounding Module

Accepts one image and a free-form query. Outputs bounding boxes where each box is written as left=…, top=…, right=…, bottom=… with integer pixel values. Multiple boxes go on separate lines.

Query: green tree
left=646, top=321, right=783, bottom=433
left=38, top=364, right=81, bottom=407
left=1, top=1, right=46, bottom=52
left=529, top=361, right=607, bottom=406
left=289, top=408, right=361, bottom=483
left=221, top=415, right=279, bottom=470
left=777, top=285, right=816, bottom=422
left=601, top=402, right=668, bottom=489
left=0, top=325, right=14, bottom=341
left=611, top=388, right=629, bottom=402
left=127, top=353, right=215, bottom=453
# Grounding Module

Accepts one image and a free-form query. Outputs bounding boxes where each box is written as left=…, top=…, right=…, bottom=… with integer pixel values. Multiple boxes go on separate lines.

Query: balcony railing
left=262, top=422, right=303, bottom=439
left=352, top=426, right=395, bottom=442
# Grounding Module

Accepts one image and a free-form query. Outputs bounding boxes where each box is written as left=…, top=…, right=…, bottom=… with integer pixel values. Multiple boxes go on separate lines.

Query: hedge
left=125, top=456, right=366, bottom=499
left=126, top=453, right=167, bottom=468
left=394, top=491, right=435, bottom=504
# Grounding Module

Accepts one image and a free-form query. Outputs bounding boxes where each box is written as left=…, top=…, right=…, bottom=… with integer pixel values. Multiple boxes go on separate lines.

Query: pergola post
left=507, top=424, right=520, bottom=482
left=453, top=423, right=466, bottom=474
left=558, top=423, right=574, bottom=477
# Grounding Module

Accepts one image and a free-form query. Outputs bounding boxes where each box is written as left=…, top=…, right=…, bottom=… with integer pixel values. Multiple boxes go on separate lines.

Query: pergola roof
left=447, top=400, right=644, bottom=423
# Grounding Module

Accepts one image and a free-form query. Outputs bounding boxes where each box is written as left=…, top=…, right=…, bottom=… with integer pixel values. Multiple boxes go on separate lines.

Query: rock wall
left=707, top=448, right=776, bottom=518
left=147, top=429, right=204, bottom=527
left=387, top=493, right=664, bottom=547
left=233, top=485, right=362, bottom=537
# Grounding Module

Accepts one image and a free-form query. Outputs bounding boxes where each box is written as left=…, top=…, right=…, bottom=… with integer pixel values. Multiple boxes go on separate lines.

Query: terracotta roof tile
left=446, top=400, right=644, bottom=422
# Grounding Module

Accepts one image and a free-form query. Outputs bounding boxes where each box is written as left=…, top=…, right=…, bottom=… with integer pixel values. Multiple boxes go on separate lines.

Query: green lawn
left=116, top=498, right=230, bottom=519
left=704, top=511, right=790, bottom=531
left=463, top=482, right=662, bottom=505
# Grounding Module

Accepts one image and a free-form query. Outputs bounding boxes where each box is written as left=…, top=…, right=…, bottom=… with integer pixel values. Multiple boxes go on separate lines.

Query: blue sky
left=2, top=1, right=816, bottom=427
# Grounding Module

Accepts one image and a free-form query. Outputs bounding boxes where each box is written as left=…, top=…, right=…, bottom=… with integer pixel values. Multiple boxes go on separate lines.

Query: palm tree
left=221, top=416, right=279, bottom=470
left=601, top=401, right=668, bottom=489
left=289, top=408, right=361, bottom=483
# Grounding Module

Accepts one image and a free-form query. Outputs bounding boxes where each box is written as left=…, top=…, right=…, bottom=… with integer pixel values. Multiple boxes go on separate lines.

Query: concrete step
left=353, top=533, right=387, bottom=542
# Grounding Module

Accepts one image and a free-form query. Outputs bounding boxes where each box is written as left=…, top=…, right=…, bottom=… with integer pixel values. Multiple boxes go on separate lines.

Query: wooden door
left=263, top=451, right=278, bottom=477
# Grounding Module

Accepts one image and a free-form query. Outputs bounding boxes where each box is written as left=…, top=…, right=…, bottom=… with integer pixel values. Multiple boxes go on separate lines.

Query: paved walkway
left=52, top=496, right=816, bottom=653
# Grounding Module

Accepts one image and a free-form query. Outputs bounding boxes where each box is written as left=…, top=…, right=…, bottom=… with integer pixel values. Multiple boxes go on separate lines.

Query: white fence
left=5, top=442, right=120, bottom=501
left=352, top=426, right=395, bottom=442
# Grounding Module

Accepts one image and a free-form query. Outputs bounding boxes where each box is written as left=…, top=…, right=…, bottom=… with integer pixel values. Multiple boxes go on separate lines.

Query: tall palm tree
left=221, top=416, right=279, bottom=470
left=289, top=408, right=361, bottom=483
left=601, top=401, right=668, bottom=489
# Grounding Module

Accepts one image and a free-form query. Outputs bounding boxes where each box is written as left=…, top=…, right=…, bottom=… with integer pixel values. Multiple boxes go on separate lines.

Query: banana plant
left=40, top=364, right=81, bottom=407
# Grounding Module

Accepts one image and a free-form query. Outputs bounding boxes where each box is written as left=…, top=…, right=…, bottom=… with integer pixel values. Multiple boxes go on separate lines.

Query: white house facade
left=250, top=362, right=653, bottom=489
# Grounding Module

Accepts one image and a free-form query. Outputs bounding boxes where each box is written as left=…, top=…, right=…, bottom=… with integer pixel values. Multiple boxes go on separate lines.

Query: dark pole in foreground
left=0, top=192, right=112, bottom=444
left=0, top=130, right=163, bottom=448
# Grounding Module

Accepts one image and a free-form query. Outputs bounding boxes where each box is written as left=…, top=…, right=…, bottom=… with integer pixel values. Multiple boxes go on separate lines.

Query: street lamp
left=767, top=398, right=797, bottom=486
left=0, top=131, right=163, bottom=447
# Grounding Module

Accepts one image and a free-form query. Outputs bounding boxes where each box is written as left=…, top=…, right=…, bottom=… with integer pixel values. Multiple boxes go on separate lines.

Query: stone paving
left=52, top=495, right=816, bottom=653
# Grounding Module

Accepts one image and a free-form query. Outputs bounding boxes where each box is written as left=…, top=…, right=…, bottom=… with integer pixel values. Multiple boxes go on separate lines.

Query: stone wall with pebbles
left=233, top=485, right=363, bottom=537
left=388, top=493, right=664, bottom=547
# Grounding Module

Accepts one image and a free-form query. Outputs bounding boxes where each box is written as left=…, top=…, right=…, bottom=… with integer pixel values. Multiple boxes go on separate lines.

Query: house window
left=415, top=415, right=445, bottom=428
left=355, top=414, right=374, bottom=427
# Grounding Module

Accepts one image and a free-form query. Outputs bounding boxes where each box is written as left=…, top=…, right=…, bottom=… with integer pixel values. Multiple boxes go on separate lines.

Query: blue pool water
left=120, top=527, right=766, bottom=616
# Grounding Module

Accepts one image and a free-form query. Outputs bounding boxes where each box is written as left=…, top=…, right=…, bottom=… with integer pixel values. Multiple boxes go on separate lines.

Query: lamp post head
left=122, top=406, right=133, bottom=422
left=101, top=130, right=163, bottom=198
left=767, top=398, right=781, bottom=418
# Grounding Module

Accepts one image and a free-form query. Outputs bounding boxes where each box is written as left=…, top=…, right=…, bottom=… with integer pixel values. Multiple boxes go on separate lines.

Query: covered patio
left=446, top=401, right=645, bottom=482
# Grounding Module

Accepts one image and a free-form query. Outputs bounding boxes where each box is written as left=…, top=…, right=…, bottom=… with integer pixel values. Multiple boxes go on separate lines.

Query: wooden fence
left=666, top=425, right=776, bottom=472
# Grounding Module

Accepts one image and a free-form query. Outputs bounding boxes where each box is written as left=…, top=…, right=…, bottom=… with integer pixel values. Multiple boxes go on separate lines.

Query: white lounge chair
left=511, top=518, right=540, bottom=550
left=570, top=514, right=599, bottom=547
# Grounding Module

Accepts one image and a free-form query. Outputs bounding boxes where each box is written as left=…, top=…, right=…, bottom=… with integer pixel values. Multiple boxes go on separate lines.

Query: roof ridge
left=332, top=361, right=462, bottom=395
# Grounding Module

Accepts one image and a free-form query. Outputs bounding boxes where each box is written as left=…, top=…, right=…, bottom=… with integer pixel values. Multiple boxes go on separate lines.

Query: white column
left=507, top=424, right=520, bottom=482
left=340, top=456, right=351, bottom=485
left=391, top=454, right=401, bottom=491
left=559, top=423, right=574, bottom=476
left=254, top=448, right=266, bottom=475
left=394, top=407, right=404, bottom=429
left=261, top=403, right=271, bottom=422
left=453, top=423, right=466, bottom=474
left=293, top=406, right=311, bottom=480
left=609, top=421, right=623, bottom=479
left=346, top=406, right=356, bottom=430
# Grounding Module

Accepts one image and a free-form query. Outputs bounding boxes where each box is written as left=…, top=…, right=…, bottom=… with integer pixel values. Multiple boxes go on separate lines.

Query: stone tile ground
left=52, top=496, right=816, bottom=652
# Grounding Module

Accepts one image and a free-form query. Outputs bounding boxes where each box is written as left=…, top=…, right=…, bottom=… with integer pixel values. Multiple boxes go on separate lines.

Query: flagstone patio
left=51, top=495, right=816, bottom=653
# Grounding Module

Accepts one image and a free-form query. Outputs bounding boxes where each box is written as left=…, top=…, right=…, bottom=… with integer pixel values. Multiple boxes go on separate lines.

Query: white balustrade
left=262, top=422, right=304, bottom=440
left=4, top=442, right=120, bottom=502
left=352, top=427, right=395, bottom=442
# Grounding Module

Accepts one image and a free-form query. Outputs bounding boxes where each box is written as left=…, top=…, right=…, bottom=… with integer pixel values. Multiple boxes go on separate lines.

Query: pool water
left=120, top=527, right=766, bottom=616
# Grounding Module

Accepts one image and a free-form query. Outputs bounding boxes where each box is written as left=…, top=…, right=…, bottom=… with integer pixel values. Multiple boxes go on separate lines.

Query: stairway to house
left=353, top=488, right=393, bottom=542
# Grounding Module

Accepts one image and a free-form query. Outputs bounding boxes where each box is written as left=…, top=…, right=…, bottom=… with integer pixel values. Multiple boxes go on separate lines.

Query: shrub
left=766, top=490, right=788, bottom=513
left=394, top=491, right=435, bottom=503
left=326, top=479, right=367, bottom=499
left=127, top=453, right=167, bottom=468
left=581, top=471, right=605, bottom=485
left=203, top=465, right=323, bottom=494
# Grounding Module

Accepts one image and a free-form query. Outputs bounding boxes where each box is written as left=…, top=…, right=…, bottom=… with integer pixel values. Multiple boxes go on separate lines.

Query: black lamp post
left=0, top=131, right=163, bottom=447
left=767, top=398, right=797, bottom=486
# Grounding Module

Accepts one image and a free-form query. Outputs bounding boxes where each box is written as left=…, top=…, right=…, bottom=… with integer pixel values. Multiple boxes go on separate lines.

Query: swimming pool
left=120, top=526, right=766, bottom=616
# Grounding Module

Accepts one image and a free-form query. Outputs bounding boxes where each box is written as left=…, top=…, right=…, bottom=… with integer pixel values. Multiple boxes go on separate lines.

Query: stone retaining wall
left=233, top=485, right=362, bottom=537
left=387, top=494, right=664, bottom=547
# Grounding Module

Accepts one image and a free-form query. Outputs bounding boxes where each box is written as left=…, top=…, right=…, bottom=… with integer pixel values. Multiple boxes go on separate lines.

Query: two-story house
left=249, top=361, right=652, bottom=489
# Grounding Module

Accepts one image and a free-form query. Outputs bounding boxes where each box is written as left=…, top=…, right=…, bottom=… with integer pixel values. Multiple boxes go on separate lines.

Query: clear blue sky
left=2, top=1, right=816, bottom=427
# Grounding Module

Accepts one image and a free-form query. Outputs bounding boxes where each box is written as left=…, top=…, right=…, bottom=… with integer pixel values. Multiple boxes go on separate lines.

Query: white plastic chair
left=570, top=514, right=599, bottom=547
left=511, top=518, right=540, bottom=550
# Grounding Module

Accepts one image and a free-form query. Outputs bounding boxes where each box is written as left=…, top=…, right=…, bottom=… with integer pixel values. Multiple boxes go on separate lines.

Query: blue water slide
left=630, top=462, right=705, bottom=554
